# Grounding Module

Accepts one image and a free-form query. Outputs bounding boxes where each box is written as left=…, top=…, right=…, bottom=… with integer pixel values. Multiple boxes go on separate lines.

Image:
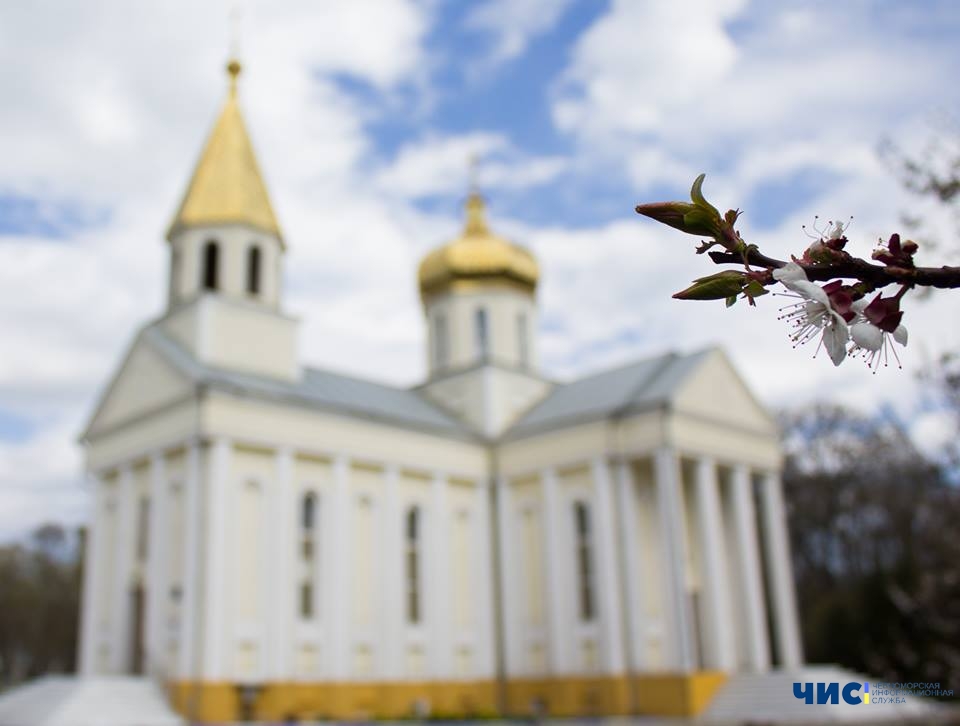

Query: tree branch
left=709, top=249, right=960, bottom=289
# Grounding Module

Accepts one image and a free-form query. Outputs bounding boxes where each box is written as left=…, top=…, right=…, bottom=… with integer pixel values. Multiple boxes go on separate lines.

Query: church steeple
left=167, top=59, right=282, bottom=243
left=159, top=58, right=299, bottom=381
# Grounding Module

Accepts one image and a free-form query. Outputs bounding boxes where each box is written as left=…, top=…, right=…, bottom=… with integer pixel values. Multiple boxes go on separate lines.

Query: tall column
left=268, top=447, right=295, bottom=679
left=202, top=437, right=232, bottom=678
left=326, top=455, right=350, bottom=679
left=429, top=472, right=451, bottom=678
left=759, top=471, right=803, bottom=667
left=731, top=464, right=770, bottom=671
left=381, top=464, right=403, bottom=679
left=694, top=458, right=736, bottom=671
left=144, top=453, right=169, bottom=677
left=494, top=475, right=521, bottom=677
left=79, top=474, right=106, bottom=675
left=111, top=465, right=136, bottom=673
left=474, top=478, right=496, bottom=678
left=178, top=441, right=202, bottom=678
left=590, top=457, right=625, bottom=674
left=614, top=460, right=645, bottom=673
left=540, top=467, right=567, bottom=673
left=654, top=447, right=694, bottom=671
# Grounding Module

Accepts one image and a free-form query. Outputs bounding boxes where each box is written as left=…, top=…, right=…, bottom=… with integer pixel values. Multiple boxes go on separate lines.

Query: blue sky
left=1, top=0, right=959, bottom=540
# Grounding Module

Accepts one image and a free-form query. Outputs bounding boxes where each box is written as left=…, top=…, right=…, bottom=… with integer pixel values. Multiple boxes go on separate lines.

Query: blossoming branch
left=635, top=175, right=960, bottom=368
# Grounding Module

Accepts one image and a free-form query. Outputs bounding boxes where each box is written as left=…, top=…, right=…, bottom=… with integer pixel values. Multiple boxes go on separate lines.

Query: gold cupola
left=166, top=59, right=283, bottom=244
left=418, top=192, right=539, bottom=302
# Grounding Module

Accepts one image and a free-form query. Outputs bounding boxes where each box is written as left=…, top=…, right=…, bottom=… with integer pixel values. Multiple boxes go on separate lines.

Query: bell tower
left=160, top=59, right=299, bottom=381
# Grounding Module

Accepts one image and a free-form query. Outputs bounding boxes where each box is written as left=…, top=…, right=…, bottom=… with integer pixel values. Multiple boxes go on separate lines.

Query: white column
left=201, top=437, right=231, bottom=678
left=78, top=474, right=106, bottom=675
left=731, top=464, right=770, bottom=671
left=614, top=460, right=645, bottom=672
left=381, top=464, right=403, bottom=679
left=694, top=457, right=736, bottom=671
left=540, top=467, right=567, bottom=674
left=590, top=457, right=625, bottom=674
left=326, top=455, right=350, bottom=679
left=144, top=453, right=169, bottom=677
left=759, top=471, right=803, bottom=667
left=495, top=475, right=521, bottom=677
left=178, top=441, right=202, bottom=678
left=268, top=447, right=295, bottom=679
left=429, top=472, right=451, bottom=678
left=111, top=465, right=136, bottom=673
left=474, top=478, right=496, bottom=678
left=654, top=447, right=695, bottom=671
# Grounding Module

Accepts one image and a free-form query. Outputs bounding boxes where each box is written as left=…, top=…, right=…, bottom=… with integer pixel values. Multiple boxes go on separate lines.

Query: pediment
left=83, top=331, right=193, bottom=439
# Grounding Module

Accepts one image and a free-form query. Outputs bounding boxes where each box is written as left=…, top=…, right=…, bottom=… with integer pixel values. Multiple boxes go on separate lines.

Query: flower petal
left=851, top=321, right=883, bottom=351
left=823, top=322, right=849, bottom=366
left=850, top=298, right=868, bottom=314
left=773, top=261, right=808, bottom=284
left=893, top=325, right=908, bottom=346
left=789, top=280, right=831, bottom=306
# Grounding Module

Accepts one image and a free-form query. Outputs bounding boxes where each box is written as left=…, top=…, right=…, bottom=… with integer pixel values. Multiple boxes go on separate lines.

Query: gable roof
left=143, top=326, right=477, bottom=439
left=106, top=327, right=734, bottom=445
left=504, top=348, right=714, bottom=439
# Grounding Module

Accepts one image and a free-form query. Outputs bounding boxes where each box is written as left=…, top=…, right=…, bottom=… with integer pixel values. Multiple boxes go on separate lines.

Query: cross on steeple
left=467, top=153, right=481, bottom=195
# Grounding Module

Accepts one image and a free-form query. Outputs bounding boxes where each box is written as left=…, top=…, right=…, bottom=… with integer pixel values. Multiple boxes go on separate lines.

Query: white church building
left=76, top=59, right=803, bottom=722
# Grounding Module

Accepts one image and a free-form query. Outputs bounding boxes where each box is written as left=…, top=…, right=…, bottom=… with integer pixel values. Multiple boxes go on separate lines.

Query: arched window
left=574, top=502, right=595, bottom=621
left=433, top=313, right=448, bottom=369
left=475, top=307, right=489, bottom=360
left=246, top=245, right=261, bottom=295
left=302, top=492, right=316, bottom=531
left=170, top=247, right=182, bottom=300
left=300, top=492, right=317, bottom=619
left=405, top=507, right=421, bottom=623
left=517, top=312, right=529, bottom=367
left=202, top=240, right=219, bottom=291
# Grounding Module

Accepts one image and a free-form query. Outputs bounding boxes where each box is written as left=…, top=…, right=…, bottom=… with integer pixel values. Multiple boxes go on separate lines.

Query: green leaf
left=673, top=270, right=747, bottom=300
left=743, top=279, right=769, bottom=298
left=690, top=173, right=721, bottom=218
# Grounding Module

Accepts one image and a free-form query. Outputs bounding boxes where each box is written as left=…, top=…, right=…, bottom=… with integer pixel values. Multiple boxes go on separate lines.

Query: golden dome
left=418, top=192, right=539, bottom=302
left=167, top=59, right=283, bottom=243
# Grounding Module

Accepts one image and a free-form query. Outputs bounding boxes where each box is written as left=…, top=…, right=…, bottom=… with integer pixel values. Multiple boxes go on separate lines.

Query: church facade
left=77, top=61, right=803, bottom=723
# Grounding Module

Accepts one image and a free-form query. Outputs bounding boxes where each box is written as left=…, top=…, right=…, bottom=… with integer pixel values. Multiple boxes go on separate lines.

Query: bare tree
left=781, top=406, right=960, bottom=690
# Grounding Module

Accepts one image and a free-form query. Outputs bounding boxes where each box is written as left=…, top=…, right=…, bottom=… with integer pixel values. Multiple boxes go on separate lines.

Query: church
left=76, top=59, right=802, bottom=723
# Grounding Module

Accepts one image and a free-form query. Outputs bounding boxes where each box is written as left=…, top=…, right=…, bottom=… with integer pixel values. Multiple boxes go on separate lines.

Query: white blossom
left=774, top=262, right=850, bottom=366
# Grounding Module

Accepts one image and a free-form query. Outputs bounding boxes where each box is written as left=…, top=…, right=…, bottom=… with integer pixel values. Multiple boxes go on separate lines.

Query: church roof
left=166, top=60, right=282, bottom=243
left=145, top=326, right=477, bottom=439
left=504, top=349, right=714, bottom=439
left=143, top=327, right=713, bottom=443
left=143, top=325, right=713, bottom=440
left=418, top=192, right=539, bottom=302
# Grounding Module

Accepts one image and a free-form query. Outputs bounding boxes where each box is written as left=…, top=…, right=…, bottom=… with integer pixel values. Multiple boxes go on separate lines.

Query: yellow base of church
left=169, top=672, right=727, bottom=722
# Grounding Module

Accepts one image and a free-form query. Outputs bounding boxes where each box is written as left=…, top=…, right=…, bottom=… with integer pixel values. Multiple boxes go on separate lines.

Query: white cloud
left=375, top=132, right=506, bottom=197
left=374, top=132, right=567, bottom=198
left=553, top=0, right=746, bottom=140
left=465, top=0, right=573, bottom=67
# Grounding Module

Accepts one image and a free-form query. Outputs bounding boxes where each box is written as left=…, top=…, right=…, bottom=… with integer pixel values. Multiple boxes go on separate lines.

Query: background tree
left=0, top=524, right=82, bottom=690
left=781, top=405, right=960, bottom=691
left=881, top=122, right=960, bottom=258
